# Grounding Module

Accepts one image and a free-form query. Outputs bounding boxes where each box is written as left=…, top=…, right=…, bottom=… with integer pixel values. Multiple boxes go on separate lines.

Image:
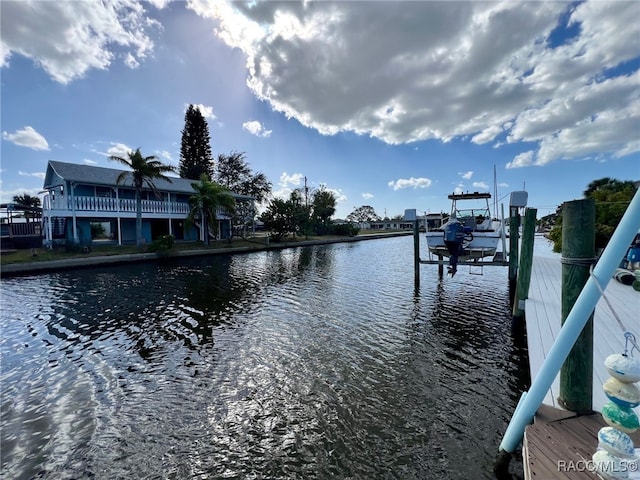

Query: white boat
left=424, top=192, right=503, bottom=273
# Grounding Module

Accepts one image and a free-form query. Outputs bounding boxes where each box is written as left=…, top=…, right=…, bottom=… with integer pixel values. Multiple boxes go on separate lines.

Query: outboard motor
left=443, top=219, right=464, bottom=276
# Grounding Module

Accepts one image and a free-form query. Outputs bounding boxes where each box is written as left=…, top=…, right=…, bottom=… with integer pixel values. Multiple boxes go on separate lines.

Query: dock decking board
left=522, top=243, right=640, bottom=479
left=524, top=412, right=640, bottom=480
left=525, top=251, right=640, bottom=413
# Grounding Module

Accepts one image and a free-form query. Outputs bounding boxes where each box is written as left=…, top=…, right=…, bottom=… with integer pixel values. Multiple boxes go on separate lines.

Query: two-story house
left=42, top=161, right=252, bottom=247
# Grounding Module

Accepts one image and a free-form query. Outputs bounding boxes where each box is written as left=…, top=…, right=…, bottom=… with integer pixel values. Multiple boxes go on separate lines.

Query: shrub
left=148, top=234, right=175, bottom=254
left=331, top=223, right=360, bottom=236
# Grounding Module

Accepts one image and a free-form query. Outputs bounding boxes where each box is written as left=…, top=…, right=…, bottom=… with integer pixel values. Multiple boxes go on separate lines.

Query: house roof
left=43, top=161, right=252, bottom=200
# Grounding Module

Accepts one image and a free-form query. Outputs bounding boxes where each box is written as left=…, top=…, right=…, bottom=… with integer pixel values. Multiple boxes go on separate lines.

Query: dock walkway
left=522, top=237, right=640, bottom=478
left=525, top=239, right=639, bottom=412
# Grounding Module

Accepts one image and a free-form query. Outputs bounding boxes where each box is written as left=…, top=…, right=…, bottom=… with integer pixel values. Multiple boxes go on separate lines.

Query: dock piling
left=558, top=198, right=596, bottom=414
left=512, top=208, right=537, bottom=321
left=413, top=220, right=420, bottom=288
left=508, top=208, right=521, bottom=300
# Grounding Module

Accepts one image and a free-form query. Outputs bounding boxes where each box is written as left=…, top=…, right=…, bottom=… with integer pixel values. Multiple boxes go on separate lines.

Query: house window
left=96, top=187, right=112, bottom=198
left=119, top=188, right=136, bottom=200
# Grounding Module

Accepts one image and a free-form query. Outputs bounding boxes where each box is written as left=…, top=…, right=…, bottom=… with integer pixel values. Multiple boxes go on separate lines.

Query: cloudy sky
left=1, top=0, right=638, bottom=219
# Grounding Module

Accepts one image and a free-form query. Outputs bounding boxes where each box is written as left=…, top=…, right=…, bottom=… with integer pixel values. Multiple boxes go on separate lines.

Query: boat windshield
left=454, top=207, right=492, bottom=230
left=455, top=207, right=490, bottom=221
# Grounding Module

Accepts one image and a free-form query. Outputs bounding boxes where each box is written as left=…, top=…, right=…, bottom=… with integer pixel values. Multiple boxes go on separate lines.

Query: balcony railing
left=43, top=194, right=190, bottom=215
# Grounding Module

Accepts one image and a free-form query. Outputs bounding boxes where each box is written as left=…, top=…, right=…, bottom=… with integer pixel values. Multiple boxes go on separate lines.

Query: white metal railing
left=43, top=194, right=190, bottom=215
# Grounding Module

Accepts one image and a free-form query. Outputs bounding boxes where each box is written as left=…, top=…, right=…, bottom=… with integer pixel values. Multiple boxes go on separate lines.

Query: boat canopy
left=447, top=192, right=491, bottom=200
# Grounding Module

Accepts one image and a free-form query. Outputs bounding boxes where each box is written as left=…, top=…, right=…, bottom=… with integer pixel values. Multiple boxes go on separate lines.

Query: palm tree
left=12, top=193, right=41, bottom=223
left=187, top=175, right=236, bottom=245
left=109, top=148, right=175, bottom=249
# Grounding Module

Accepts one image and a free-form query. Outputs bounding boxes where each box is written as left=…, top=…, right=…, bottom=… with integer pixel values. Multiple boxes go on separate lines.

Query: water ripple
left=1, top=237, right=526, bottom=479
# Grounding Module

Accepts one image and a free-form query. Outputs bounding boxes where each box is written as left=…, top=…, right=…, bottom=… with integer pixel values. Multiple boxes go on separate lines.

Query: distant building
left=424, top=213, right=446, bottom=231
left=366, top=212, right=446, bottom=231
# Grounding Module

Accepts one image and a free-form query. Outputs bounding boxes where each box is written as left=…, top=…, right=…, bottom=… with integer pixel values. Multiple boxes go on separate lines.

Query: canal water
left=1, top=236, right=528, bottom=479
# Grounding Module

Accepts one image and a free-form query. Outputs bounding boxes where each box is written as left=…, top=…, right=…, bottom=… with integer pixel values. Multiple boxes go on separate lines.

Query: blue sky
left=1, top=1, right=639, bottom=220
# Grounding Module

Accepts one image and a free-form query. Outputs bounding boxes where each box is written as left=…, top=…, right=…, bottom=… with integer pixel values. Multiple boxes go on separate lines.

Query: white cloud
left=1, top=1, right=160, bottom=84
left=472, top=181, right=489, bottom=190
left=460, top=171, right=473, bottom=180
left=387, top=177, right=432, bottom=191
left=243, top=120, right=272, bottom=138
left=279, top=172, right=304, bottom=188
left=157, top=150, right=173, bottom=161
left=271, top=171, right=305, bottom=199
left=472, top=125, right=503, bottom=145
left=18, top=171, right=46, bottom=180
left=323, top=186, right=347, bottom=203
left=453, top=183, right=464, bottom=195
left=362, top=192, right=374, bottom=200
left=83, top=159, right=97, bottom=165
left=191, top=104, right=216, bottom=120
left=189, top=1, right=639, bottom=164
left=103, top=142, right=133, bottom=159
left=147, top=0, right=172, bottom=9
left=2, top=126, right=49, bottom=151
left=506, top=151, right=536, bottom=169
left=124, top=52, right=139, bottom=69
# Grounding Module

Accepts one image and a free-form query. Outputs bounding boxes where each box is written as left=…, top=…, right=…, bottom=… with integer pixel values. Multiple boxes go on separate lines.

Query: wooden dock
left=522, top=239, right=640, bottom=478
left=525, top=243, right=640, bottom=412
left=523, top=405, right=640, bottom=479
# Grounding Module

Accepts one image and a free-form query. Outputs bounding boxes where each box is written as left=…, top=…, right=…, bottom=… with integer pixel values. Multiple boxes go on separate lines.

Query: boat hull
left=425, top=231, right=500, bottom=259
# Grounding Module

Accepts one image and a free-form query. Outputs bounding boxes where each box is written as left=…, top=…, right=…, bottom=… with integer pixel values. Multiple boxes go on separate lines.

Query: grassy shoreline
left=1, top=231, right=411, bottom=275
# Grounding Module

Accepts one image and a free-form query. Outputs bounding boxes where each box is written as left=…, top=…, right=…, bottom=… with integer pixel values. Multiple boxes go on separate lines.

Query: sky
left=1, top=0, right=639, bottom=220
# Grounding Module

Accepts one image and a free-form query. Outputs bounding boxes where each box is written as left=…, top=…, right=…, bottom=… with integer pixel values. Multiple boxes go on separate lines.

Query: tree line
left=547, top=177, right=637, bottom=252
left=177, top=105, right=350, bottom=241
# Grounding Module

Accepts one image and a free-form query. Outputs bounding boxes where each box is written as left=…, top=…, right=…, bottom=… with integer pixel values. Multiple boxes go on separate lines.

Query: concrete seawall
left=1, top=232, right=411, bottom=277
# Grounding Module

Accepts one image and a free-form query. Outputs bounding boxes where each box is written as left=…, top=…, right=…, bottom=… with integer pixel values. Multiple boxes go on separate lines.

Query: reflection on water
left=1, top=237, right=527, bottom=479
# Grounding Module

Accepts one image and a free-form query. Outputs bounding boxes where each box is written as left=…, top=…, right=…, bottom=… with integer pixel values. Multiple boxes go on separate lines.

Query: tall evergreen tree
left=179, top=104, right=214, bottom=180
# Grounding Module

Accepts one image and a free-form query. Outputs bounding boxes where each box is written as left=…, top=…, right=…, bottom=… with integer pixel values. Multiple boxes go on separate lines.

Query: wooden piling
left=558, top=198, right=596, bottom=414
left=512, top=208, right=537, bottom=320
left=508, top=209, right=521, bottom=299
left=413, top=220, right=420, bottom=288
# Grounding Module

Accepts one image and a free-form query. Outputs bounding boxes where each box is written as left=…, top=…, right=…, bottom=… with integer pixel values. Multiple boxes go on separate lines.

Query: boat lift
left=416, top=202, right=510, bottom=277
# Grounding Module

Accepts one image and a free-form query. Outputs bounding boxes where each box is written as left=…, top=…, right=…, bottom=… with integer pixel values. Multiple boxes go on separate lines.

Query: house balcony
left=42, top=194, right=191, bottom=218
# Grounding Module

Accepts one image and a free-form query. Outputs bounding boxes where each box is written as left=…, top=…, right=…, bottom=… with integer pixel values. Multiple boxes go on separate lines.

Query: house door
left=150, top=219, right=169, bottom=240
